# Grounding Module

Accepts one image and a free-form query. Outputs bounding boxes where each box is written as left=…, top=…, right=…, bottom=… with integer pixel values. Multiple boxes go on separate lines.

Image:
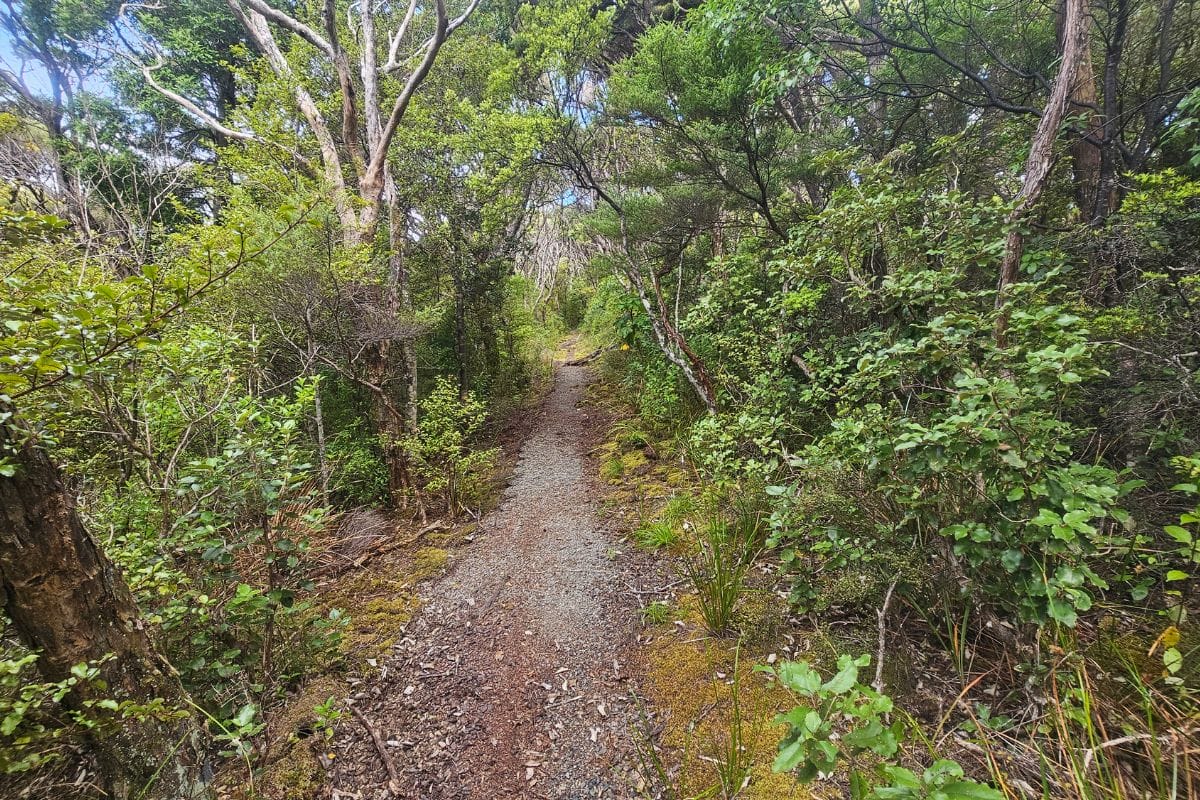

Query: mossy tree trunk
left=0, top=411, right=211, bottom=799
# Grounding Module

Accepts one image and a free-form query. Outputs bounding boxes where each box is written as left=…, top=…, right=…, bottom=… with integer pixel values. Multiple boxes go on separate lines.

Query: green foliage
left=761, top=655, right=1001, bottom=800
left=751, top=165, right=1145, bottom=629
left=325, top=426, right=389, bottom=505
left=1162, top=455, right=1200, bottom=633
left=0, top=651, right=187, bottom=775
left=403, top=377, right=498, bottom=514
left=138, top=377, right=345, bottom=705
left=684, top=502, right=765, bottom=635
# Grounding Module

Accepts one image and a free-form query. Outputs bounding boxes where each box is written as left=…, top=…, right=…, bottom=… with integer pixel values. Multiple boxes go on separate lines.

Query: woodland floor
left=327, top=358, right=652, bottom=799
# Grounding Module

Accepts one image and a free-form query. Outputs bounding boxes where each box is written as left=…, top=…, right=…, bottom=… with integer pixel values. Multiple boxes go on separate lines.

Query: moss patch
left=260, top=676, right=345, bottom=800
left=642, top=613, right=810, bottom=799
left=411, top=546, right=449, bottom=580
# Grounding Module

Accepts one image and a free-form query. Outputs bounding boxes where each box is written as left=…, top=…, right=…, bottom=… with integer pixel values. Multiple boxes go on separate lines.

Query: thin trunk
left=386, top=187, right=419, bottom=433
left=1092, top=0, right=1129, bottom=226
left=228, top=1, right=358, bottom=238
left=996, top=0, right=1091, bottom=340
left=629, top=260, right=717, bottom=412
left=313, top=373, right=329, bottom=501
left=0, top=412, right=210, bottom=800
left=1060, top=0, right=1102, bottom=220
left=324, top=0, right=366, bottom=177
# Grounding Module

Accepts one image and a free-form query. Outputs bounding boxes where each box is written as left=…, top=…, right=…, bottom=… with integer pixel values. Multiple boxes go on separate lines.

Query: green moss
left=642, top=602, right=808, bottom=798
left=411, top=546, right=449, bottom=580
left=733, top=589, right=786, bottom=646
left=260, top=676, right=345, bottom=800
left=620, top=450, right=649, bottom=474
left=601, top=456, right=625, bottom=482
left=640, top=600, right=672, bottom=625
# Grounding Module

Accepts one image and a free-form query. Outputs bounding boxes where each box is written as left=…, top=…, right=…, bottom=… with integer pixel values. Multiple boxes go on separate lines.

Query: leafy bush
left=760, top=654, right=1001, bottom=799
left=325, top=425, right=388, bottom=505
left=403, top=377, right=498, bottom=514
left=1, top=650, right=188, bottom=775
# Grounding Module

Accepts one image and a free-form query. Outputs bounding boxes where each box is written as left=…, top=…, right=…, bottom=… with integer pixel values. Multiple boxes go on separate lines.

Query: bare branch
left=137, top=56, right=258, bottom=143
left=239, top=0, right=334, bottom=57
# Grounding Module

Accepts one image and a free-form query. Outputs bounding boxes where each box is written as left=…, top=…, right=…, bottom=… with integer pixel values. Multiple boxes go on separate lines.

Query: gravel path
left=329, top=365, right=644, bottom=799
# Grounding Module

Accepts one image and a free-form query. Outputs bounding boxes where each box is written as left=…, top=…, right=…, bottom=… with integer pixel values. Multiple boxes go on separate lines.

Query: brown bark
left=1091, top=0, right=1129, bottom=227
left=1060, top=1, right=1103, bottom=221
left=996, top=0, right=1092, bottom=339
left=0, top=413, right=210, bottom=800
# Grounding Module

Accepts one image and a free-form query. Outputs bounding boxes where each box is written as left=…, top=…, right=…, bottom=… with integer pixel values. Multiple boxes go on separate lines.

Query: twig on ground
left=1081, top=727, right=1200, bottom=773
left=349, top=704, right=403, bottom=795
left=565, top=344, right=618, bottom=366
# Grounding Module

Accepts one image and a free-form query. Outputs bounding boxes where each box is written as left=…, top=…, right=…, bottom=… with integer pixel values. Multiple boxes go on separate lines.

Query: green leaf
left=1164, top=525, right=1193, bottom=545
left=1046, top=597, right=1078, bottom=627
left=777, top=661, right=822, bottom=693
left=822, top=657, right=861, bottom=694
left=772, top=738, right=806, bottom=772
left=937, top=781, right=1005, bottom=800
left=232, top=703, right=257, bottom=728
left=1000, top=549, right=1022, bottom=572
left=999, top=450, right=1027, bottom=469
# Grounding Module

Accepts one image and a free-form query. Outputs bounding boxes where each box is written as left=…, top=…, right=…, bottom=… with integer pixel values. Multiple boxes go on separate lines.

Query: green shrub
left=760, top=654, right=1001, bottom=799
left=403, top=377, right=498, bottom=514
left=326, top=425, right=388, bottom=505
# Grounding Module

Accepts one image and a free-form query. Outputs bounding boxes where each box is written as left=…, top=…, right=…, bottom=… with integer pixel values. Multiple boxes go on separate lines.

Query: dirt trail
left=330, top=364, right=645, bottom=799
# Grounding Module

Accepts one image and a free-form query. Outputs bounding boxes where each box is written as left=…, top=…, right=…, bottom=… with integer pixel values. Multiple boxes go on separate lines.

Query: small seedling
left=640, top=600, right=671, bottom=625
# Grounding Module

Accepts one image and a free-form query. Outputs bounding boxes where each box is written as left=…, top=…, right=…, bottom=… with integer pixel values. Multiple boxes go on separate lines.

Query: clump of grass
left=612, top=420, right=651, bottom=450
left=711, top=648, right=753, bottom=799
left=640, top=600, right=672, bottom=625
left=661, top=493, right=698, bottom=527
left=684, top=505, right=764, bottom=636
left=636, top=521, right=679, bottom=550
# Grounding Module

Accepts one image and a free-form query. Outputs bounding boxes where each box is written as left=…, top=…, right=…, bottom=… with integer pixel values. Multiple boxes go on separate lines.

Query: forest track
left=329, top=362, right=645, bottom=799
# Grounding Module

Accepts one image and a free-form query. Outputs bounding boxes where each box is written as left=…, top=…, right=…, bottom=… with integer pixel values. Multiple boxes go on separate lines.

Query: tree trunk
left=1091, top=0, right=1129, bottom=226
left=0, top=413, right=211, bottom=800
left=386, top=186, right=420, bottom=434
left=1059, top=0, right=1103, bottom=220
left=996, top=0, right=1092, bottom=340
left=629, top=260, right=718, bottom=412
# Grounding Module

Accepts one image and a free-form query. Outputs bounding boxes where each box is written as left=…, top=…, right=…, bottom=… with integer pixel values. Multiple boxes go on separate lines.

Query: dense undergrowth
left=2, top=0, right=1199, bottom=797
left=553, top=1, right=1200, bottom=794
left=0, top=184, right=563, bottom=799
